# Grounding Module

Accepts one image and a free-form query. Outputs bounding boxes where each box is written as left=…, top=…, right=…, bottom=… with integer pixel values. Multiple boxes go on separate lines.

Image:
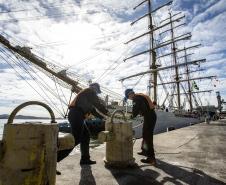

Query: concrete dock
left=56, top=119, right=226, bottom=185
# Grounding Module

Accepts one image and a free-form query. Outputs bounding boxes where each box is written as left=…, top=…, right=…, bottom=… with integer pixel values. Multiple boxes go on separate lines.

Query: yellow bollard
left=98, top=110, right=135, bottom=168
left=0, top=101, right=58, bottom=185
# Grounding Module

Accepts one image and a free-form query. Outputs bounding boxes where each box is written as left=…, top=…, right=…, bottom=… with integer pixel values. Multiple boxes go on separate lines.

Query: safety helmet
left=124, top=88, right=134, bottom=100
left=89, top=83, right=101, bottom=94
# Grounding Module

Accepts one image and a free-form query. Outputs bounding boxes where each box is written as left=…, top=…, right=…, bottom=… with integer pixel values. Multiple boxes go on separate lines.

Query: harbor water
left=0, top=119, right=58, bottom=139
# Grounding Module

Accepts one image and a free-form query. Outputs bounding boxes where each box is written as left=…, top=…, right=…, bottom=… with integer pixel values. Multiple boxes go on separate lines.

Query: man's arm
left=91, top=108, right=104, bottom=119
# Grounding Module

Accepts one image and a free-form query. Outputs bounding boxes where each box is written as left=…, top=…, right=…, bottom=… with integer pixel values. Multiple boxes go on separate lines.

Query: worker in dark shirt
left=69, top=83, right=108, bottom=165
left=125, top=89, right=157, bottom=165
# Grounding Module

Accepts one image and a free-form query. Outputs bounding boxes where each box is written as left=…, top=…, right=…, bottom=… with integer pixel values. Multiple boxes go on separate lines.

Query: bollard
left=0, top=101, right=58, bottom=185
left=98, top=110, right=135, bottom=168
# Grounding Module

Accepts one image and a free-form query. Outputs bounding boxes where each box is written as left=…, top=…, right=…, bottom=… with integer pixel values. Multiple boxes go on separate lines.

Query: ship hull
left=132, top=110, right=203, bottom=138
left=58, top=110, right=203, bottom=139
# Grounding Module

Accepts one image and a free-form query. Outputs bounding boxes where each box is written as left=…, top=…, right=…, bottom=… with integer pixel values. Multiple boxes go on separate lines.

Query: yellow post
left=98, top=110, right=135, bottom=168
left=0, top=101, right=58, bottom=185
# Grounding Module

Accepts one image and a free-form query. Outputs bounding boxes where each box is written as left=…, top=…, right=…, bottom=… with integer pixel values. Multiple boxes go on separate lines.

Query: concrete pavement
left=56, top=119, right=226, bottom=185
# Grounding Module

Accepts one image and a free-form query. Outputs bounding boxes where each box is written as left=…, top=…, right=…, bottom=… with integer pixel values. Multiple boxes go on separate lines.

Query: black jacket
left=70, top=88, right=108, bottom=117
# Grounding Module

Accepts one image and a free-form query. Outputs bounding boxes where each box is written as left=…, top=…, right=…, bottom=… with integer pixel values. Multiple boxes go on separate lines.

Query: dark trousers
left=143, top=109, right=157, bottom=159
left=68, top=108, right=91, bottom=161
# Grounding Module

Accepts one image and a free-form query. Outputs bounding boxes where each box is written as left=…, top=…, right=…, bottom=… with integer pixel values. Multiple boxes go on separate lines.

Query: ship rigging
left=120, top=0, right=217, bottom=112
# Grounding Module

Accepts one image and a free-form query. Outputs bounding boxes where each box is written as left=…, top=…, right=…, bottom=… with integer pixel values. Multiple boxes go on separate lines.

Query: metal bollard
left=98, top=110, right=135, bottom=168
left=0, top=101, right=58, bottom=185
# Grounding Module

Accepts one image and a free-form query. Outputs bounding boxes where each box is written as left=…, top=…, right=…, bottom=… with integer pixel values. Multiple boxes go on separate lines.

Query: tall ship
left=114, top=0, right=219, bottom=136
left=0, top=0, right=219, bottom=138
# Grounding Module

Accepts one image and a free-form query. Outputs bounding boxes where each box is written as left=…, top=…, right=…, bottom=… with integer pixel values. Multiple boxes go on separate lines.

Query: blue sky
left=0, top=0, right=225, bottom=117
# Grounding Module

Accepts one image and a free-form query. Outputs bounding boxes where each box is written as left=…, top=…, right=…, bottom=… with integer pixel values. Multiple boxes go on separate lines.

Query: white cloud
left=189, top=0, right=226, bottom=26
left=0, top=0, right=225, bottom=116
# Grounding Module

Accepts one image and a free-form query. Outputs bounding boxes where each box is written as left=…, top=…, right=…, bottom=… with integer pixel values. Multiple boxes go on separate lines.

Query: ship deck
left=56, top=119, right=226, bottom=185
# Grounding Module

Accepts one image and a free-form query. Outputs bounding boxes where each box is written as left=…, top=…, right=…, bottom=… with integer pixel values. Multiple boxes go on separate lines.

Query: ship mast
left=120, top=59, right=207, bottom=80
left=147, top=0, right=157, bottom=102
left=184, top=47, right=193, bottom=111
left=125, top=0, right=173, bottom=104
left=179, top=46, right=214, bottom=111
left=121, top=5, right=216, bottom=109
left=159, top=11, right=190, bottom=109
left=169, top=12, right=181, bottom=109
left=157, top=75, right=216, bottom=85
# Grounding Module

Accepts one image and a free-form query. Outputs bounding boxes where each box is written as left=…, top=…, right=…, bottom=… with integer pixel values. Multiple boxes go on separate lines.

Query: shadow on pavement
left=78, top=160, right=225, bottom=185
left=155, top=159, right=226, bottom=185
left=79, top=165, right=96, bottom=185
left=107, top=165, right=161, bottom=185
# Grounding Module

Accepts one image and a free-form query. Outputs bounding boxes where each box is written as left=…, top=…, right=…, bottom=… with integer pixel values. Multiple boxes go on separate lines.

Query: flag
left=192, top=81, right=199, bottom=91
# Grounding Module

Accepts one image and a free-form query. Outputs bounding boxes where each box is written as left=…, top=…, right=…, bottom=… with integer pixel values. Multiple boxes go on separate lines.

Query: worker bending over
left=69, top=83, right=108, bottom=165
left=125, top=89, right=157, bottom=165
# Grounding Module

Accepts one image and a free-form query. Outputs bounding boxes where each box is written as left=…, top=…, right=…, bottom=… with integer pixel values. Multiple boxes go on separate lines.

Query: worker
left=125, top=89, right=157, bottom=165
left=68, top=83, right=109, bottom=165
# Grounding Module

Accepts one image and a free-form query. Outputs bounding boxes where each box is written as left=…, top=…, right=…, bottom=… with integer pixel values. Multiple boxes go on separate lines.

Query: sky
left=0, top=0, right=225, bottom=117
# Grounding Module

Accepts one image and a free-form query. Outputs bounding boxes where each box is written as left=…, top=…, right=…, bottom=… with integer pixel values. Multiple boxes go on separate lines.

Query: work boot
left=137, top=150, right=147, bottom=156
left=140, top=158, right=156, bottom=166
left=80, top=159, right=96, bottom=165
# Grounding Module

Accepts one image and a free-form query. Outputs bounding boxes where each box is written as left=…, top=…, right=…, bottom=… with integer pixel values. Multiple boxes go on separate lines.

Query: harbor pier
left=56, top=119, right=226, bottom=185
